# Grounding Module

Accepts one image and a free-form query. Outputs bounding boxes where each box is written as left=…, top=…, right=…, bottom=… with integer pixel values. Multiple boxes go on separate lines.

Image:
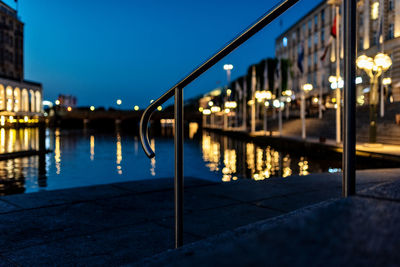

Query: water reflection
left=90, top=135, right=95, bottom=161
left=116, top=133, right=122, bottom=175
left=0, top=128, right=39, bottom=153
left=55, top=129, right=61, bottom=175
left=201, top=131, right=332, bottom=182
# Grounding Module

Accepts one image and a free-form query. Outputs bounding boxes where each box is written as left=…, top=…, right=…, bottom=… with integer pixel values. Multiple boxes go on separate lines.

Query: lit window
left=371, top=2, right=379, bottom=20
left=283, top=37, right=288, bottom=47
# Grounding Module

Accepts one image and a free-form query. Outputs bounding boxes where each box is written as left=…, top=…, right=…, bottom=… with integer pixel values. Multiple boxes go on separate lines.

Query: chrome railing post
left=174, top=87, right=184, bottom=247
left=343, top=0, right=356, bottom=196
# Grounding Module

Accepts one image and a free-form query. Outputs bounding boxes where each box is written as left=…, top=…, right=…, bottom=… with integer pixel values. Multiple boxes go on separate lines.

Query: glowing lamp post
left=356, top=53, right=392, bottom=143
left=222, top=64, right=233, bottom=130
left=223, top=64, right=234, bottom=83
left=301, top=83, right=313, bottom=139
left=224, top=101, right=237, bottom=129
left=255, top=90, right=272, bottom=134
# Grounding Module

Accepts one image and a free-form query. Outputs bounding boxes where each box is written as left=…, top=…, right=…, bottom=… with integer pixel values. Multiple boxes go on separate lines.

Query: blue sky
left=6, top=0, right=322, bottom=109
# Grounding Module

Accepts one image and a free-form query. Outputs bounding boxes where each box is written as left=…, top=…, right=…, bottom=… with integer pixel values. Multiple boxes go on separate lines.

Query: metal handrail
left=139, top=0, right=356, bottom=249
left=140, top=0, right=300, bottom=158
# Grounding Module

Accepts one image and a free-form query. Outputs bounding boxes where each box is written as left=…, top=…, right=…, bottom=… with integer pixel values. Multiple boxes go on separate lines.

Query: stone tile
left=3, top=222, right=198, bottom=266
left=0, top=201, right=148, bottom=253
left=139, top=197, right=400, bottom=266
left=0, top=200, right=20, bottom=213
left=111, top=177, right=217, bottom=194
left=157, top=203, right=282, bottom=238
left=2, top=184, right=127, bottom=210
left=255, top=190, right=341, bottom=213
left=359, top=179, right=400, bottom=200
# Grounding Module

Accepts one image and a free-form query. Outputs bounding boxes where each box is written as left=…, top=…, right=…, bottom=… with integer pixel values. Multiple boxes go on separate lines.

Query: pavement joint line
left=0, top=252, right=20, bottom=267
left=0, top=219, right=156, bottom=254
left=0, top=191, right=139, bottom=215
left=354, top=194, right=400, bottom=203
left=0, top=198, right=22, bottom=209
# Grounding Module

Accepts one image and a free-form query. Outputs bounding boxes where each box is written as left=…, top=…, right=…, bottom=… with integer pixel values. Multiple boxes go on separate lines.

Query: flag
left=331, top=15, right=337, bottom=38
left=263, top=62, right=269, bottom=91
left=320, top=14, right=338, bottom=62
left=297, top=43, right=304, bottom=74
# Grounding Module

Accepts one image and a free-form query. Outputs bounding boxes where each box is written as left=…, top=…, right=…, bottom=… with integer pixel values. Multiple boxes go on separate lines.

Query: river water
left=0, top=124, right=386, bottom=195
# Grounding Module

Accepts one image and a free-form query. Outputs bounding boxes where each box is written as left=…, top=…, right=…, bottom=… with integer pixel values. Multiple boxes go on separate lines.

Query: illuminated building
left=275, top=0, right=400, bottom=102
left=0, top=1, right=43, bottom=125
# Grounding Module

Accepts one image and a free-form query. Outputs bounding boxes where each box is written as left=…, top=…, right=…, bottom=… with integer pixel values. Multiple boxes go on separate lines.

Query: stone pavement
left=0, top=169, right=399, bottom=266
left=140, top=173, right=400, bottom=266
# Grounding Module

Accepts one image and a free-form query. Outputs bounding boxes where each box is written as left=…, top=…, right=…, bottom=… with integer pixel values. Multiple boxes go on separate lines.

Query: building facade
left=0, top=1, right=42, bottom=125
left=275, top=0, right=400, bottom=103
left=0, top=1, right=23, bottom=81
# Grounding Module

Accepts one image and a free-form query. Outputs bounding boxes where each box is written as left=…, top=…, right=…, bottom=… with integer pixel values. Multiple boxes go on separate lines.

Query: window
left=321, top=27, right=325, bottom=45
left=388, top=24, right=394, bottom=39
left=302, top=24, right=306, bottom=36
left=371, top=2, right=379, bottom=20
left=283, top=37, right=288, bottom=47
left=314, top=32, right=318, bottom=46
left=389, top=0, right=394, bottom=11
left=308, top=55, right=311, bottom=68
left=308, top=36, right=311, bottom=48
left=314, top=53, right=317, bottom=67
left=314, top=15, right=318, bottom=29
left=321, top=9, right=325, bottom=24
left=308, top=20, right=312, bottom=33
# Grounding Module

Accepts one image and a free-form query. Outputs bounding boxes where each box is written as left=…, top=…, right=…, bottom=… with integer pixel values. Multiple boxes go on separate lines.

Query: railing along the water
left=139, top=0, right=357, bottom=248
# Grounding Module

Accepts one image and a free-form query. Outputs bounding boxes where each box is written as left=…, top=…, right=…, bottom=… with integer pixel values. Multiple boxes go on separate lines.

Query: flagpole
left=335, top=3, right=341, bottom=144
left=379, top=0, right=385, bottom=118
left=251, top=66, right=256, bottom=133
left=243, top=79, right=247, bottom=131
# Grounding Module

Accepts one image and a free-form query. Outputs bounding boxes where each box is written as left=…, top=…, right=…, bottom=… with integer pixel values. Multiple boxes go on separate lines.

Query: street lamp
left=301, top=83, right=313, bottom=139
left=116, top=99, right=122, bottom=106
left=223, top=64, right=233, bottom=130
left=223, top=64, right=234, bottom=83
left=255, top=90, right=272, bottom=134
left=356, top=53, right=392, bottom=143
left=225, top=101, right=237, bottom=129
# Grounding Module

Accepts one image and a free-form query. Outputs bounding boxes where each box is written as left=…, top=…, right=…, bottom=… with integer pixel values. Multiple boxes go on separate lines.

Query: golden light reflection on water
left=201, top=132, right=312, bottom=182
left=90, top=135, right=95, bottom=161
left=202, top=133, right=220, bottom=171
left=116, top=133, right=122, bottom=175
left=54, top=129, right=61, bottom=175
left=222, top=149, right=237, bottom=182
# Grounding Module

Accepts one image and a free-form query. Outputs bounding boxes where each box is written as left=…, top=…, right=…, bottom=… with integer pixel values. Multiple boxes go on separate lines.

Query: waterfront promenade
left=0, top=169, right=399, bottom=265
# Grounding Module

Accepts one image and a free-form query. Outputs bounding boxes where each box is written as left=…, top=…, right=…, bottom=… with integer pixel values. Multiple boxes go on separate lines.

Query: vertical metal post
left=343, top=0, right=356, bottom=196
left=263, top=104, right=267, bottom=135
left=301, top=91, right=306, bottom=139
left=335, top=5, right=341, bottom=144
left=174, top=87, right=184, bottom=247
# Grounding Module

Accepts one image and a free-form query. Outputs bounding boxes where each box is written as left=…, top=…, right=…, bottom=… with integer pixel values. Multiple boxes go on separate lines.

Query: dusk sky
left=7, top=0, right=322, bottom=109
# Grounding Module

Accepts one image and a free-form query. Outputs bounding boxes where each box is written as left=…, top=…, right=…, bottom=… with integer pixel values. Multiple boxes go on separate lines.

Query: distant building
left=275, top=0, right=400, bottom=103
left=0, top=1, right=43, bottom=125
left=57, top=94, right=77, bottom=108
